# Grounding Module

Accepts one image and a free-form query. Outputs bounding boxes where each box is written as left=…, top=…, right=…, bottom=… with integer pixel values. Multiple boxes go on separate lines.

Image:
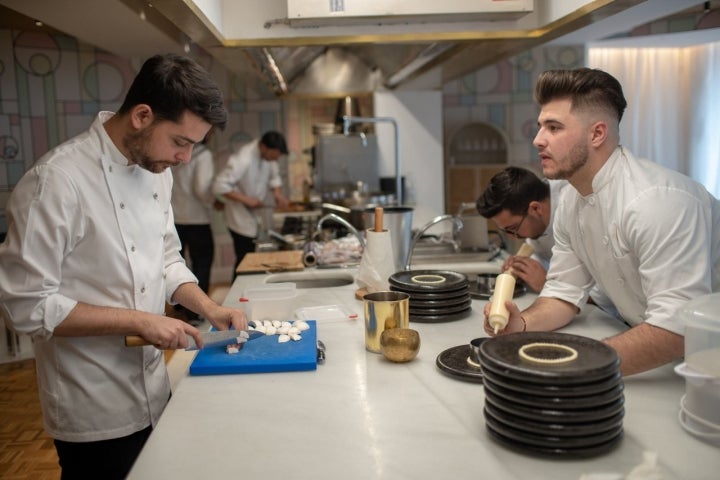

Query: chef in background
left=476, top=166, right=567, bottom=292
left=476, top=167, right=619, bottom=319
left=171, top=139, right=222, bottom=325
left=213, top=131, right=290, bottom=280
left=0, top=54, right=247, bottom=479
left=484, top=68, right=720, bottom=376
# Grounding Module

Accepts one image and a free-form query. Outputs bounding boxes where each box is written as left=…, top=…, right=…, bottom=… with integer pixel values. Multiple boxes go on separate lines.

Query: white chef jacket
left=171, top=143, right=215, bottom=224
left=212, top=140, right=282, bottom=238
left=541, top=146, right=720, bottom=335
left=527, top=179, right=568, bottom=269
left=0, top=112, right=197, bottom=442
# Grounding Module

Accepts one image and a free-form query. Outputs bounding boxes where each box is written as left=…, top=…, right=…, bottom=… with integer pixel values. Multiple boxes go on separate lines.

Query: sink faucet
left=315, top=213, right=366, bottom=248
left=404, top=214, right=463, bottom=270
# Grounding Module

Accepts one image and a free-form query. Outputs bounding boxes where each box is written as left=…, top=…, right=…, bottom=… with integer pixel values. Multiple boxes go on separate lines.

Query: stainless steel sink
left=264, top=270, right=355, bottom=288
left=407, top=244, right=503, bottom=277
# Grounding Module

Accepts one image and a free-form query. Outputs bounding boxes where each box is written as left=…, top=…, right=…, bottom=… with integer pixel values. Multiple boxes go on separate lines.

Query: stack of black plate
left=389, top=270, right=472, bottom=323
left=478, top=332, right=624, bottom=458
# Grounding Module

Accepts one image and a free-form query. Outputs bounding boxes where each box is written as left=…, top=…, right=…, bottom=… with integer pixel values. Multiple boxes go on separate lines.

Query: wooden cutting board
left=236, top=250, right=305, bottom=274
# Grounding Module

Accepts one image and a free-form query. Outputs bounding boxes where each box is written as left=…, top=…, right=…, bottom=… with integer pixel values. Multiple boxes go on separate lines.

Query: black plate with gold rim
left=479, top=332, right=620, bottom=385
left=435, top=344, right=484, bottom=382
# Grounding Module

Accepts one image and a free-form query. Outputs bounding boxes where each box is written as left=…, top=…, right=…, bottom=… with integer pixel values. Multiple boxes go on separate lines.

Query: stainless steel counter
left=129, top=268, right=718, bottom=480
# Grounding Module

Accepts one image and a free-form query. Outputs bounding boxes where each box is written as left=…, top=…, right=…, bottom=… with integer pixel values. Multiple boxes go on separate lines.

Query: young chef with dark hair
left=0, top=53, right=248, bottom=479
left=484, top=67, right=720, bottom=376
left=213, top=130, right=291, bottom=279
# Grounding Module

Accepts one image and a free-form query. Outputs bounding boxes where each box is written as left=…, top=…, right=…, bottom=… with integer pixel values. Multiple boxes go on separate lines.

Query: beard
left=123, top=126, right=171, bottom=174
left=544, top=139, right=589, bottom=180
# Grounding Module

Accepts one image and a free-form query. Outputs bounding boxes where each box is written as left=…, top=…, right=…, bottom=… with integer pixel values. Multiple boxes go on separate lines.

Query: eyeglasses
left=498, top=211, right=529, bottom=238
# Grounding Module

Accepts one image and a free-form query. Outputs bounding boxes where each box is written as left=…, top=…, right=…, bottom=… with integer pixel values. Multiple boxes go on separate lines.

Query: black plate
left=484, top=389, right=625, bottom=424
left=482, top=375, right=625, bottom=410
left=483, top=401, right=624, bottom=437
left=391, top=285, right=470, bottom=300
left=484, top=412, right=624, bottom=449
left=485, top=416, right=624, bottom=458
left=389, top=270, right=468, bottom=293
left=408, top=293, right=472, bottom=308
left=481, top=365, right=623, bottom=398
left=411, top=306, right=473, bottom=323
left=409, top=298, right=473, bottom=316
left=469, top=273, right=527, bottom=300
left=479, top=332, right=620, bottom=385
left=436, top=345, right=484, bottom=382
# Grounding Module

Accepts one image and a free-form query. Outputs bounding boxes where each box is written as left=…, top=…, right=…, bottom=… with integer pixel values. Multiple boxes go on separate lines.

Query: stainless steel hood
left=0, top=0, right=711, bottom=99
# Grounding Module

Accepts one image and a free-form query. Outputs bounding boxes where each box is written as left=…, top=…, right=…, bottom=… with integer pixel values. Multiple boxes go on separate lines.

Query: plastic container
left=675, top=293, right=720, bottom=446
left=241, top=283, right=298, bottom=322
left=674, top=363, right=720, bottom=446
left=680, top=292, right=720, bottom=377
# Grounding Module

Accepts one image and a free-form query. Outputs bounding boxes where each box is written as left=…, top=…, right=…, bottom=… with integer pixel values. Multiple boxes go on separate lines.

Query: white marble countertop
left=129, top=268, right=719, bottom=480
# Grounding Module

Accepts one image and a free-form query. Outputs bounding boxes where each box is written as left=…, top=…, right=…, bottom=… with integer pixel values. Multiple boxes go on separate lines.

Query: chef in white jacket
left=0, top=54, right=247, bottom=479
left=484, top=68, right=720, bottom=376
left=213, top=131, right=290, bottom=279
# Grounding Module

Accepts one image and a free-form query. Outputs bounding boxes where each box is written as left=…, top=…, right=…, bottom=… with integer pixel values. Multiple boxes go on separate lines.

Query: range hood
left=0, top=0, right=709, bottom=98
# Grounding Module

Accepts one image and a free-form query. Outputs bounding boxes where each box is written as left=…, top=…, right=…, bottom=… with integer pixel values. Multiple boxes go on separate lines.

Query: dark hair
left=118, top=53, right=227, bottom=131
left=260, top=131, right=288, bottom=154
left=534, top=68, right=627, bottom=124
left=476, top=167, right=550, bottom=218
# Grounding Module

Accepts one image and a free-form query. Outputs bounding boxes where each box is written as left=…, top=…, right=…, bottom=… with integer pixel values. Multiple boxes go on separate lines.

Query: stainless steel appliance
left=314, top=133, right=379, bottom=197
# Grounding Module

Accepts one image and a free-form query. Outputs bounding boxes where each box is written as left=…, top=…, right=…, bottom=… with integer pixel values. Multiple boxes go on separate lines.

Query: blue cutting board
left=189, top=321, right=317, bottom=375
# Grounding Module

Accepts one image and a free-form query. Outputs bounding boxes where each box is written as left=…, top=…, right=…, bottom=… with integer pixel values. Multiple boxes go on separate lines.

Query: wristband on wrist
left=520, top=315, right=527, bottom=332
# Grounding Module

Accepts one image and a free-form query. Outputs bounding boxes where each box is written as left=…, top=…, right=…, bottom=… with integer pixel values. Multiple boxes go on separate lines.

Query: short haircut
left=260, top=131, right=288, bottom=154
left=534, top=68, right=627, bottom=124
left=118, top=53, right=227, bottom=131
left=476, top=167, right=550, bottom=218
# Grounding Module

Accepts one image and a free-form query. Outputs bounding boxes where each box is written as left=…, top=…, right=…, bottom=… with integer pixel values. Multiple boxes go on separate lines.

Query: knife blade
left=124, top=329, right=264, bottom=350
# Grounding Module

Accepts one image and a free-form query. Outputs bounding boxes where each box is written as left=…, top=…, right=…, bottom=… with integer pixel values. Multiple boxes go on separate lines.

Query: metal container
left=363, top=291, right=410, bottom=353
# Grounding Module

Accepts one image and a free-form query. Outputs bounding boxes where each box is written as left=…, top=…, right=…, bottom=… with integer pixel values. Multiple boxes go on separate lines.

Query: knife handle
left=125, top=335, right=150, bottom=347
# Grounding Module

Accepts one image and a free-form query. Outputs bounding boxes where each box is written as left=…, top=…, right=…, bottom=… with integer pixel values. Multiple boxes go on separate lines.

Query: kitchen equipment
left=469, top=273, right=527, bottom=300
left=478, top=332, right=624, bottom=458
left=488, top=273, right=516, bottom=333
left=356, top=206, right=396, bottom=294
left=675, top=292, right=720, bottom=445
left=240, top=283, right=298, bottom=322
left=236, top=251, right=304, bottom=274
left=456, top=202, right=490, bottom=251
left=189, top=321, right=318, bottom=375
left=380, top=328, right=420, bottom=363
left=363, top=206, right=413, bottom=271
left=363, top=291, right=410, bottom=353
left=124, top=329, right=263, bottom=351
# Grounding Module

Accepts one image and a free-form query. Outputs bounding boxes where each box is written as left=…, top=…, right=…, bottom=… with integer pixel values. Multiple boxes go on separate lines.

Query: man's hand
left=504, top=256, right=547, bottom=292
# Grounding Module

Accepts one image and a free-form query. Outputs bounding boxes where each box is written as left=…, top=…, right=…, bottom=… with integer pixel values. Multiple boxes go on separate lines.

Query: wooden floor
left=0, top=359, right=60, bottom=480
left=0, top=284, right=230, bottom=479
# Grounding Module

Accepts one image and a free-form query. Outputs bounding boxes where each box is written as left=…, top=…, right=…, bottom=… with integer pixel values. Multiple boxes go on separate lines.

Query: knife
left=124, top=329, right=264, bottom=350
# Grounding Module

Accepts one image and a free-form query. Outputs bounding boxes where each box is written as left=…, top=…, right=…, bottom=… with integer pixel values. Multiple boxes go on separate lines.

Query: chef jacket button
left=108, top=165, right=113, bottom=173
left=617, top=278, right=625, bottom=285
left=153, top=193, right=158, bottom=200
left=140, top=287, right=146, bottom=294
left=602, top=236, right=609, bottom=245
left=120, top=202, right=125, bottom=209
left=131, top=246, right=136, bottom=252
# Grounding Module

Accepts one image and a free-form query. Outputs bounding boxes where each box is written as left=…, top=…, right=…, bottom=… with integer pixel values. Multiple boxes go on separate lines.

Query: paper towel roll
left=356, top=229, right=396, bottom=293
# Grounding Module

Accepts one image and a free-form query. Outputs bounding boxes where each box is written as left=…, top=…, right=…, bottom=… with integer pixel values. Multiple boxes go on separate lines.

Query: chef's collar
left=591, top=145, right=624, bottom=194
left=95, top=111, right=133, bottom=167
